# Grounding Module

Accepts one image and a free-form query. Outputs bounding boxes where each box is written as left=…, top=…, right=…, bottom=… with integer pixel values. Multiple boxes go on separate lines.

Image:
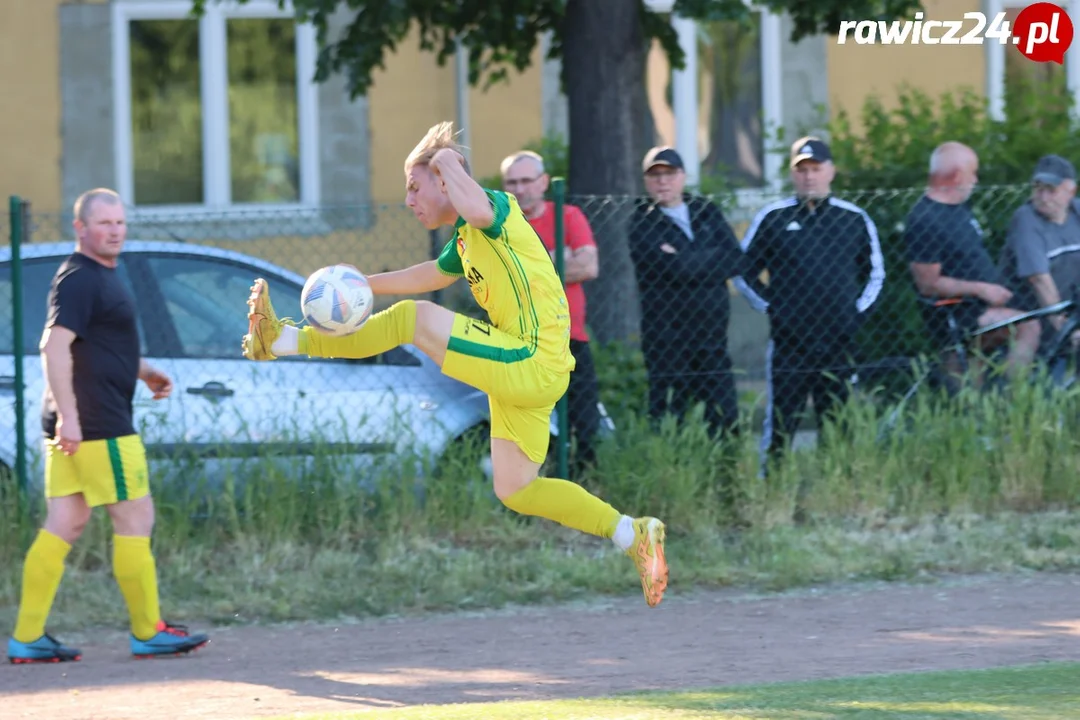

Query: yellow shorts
left=442, top=314, right=570, bottom=464
left=45, top=434, right=151, bottom=507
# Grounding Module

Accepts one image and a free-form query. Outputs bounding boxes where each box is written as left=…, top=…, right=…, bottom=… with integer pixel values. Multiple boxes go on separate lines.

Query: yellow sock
left=113, top=535, right=161, bottom=641
left=13, top=530, right=71, bottom=642
left=299, top=299, right=417, bottom=359
left=502, top=477, right=622, bottom=538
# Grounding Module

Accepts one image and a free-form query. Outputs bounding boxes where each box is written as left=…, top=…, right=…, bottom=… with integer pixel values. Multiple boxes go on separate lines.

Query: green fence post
left=551, top=178, right=570, bottom=481
left=9, top=197, right=27, bottom=495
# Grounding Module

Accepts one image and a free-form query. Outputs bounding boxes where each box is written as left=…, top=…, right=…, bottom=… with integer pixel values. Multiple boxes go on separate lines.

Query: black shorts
left=920, top=299, right=986, bottom=351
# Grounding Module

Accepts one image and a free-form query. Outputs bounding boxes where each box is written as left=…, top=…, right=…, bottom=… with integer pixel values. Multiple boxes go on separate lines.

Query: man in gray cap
left=999, top=154, right=1080, bottom=346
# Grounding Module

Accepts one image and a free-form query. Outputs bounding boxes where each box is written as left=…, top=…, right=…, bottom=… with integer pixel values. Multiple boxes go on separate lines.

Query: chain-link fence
left=0, top=181, right=1049, bottom=492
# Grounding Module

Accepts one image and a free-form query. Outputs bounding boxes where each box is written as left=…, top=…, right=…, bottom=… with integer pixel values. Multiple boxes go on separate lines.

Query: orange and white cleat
left=628, top=517, right=668, bottom=607
left=242, top=278, right=293, bottom=361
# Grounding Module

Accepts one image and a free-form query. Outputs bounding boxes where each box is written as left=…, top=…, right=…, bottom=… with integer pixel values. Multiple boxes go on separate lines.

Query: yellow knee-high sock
left=502, top=477, right=622, bottom=538
left=13, top=530, right=71, bottom=642
left=112, top=535, right=161, bottom=641
left=300, top=299, right=417, bottom=359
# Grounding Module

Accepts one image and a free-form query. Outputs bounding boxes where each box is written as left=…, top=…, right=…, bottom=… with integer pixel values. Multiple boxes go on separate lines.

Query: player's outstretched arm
left=431, top=148, right=493, bottom=229
left=367, top=260, right=457, bottom=296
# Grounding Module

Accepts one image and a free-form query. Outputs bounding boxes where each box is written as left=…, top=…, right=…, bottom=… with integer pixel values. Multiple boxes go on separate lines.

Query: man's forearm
left=561, top=253, right=597, bottom=284
left=368, top=261, right=456, bottom=295
left=1028, top=273, right=1062, bottom=308
left=42, top=346, right=78, bottom=421
left=923, top=275, right=986, bottom=299
left=435, top=159, right=492, bottom=229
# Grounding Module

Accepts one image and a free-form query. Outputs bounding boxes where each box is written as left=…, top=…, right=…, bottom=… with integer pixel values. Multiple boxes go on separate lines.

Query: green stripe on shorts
left=106, top=438, right=128, bottom=502
left=447, top=336, right=533, bottom=363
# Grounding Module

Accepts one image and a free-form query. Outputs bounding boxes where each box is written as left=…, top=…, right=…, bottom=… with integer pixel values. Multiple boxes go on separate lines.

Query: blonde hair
left=500, top=150, right=545, bottom=177
left=74, top=188, right=123, bottom=224
left=405, top=121, right=471, bottom=175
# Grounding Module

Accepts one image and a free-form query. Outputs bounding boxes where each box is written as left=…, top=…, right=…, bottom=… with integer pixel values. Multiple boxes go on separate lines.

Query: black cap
left=790, top=136, right=832, bottom=167
left=642, top=146, right=684, bottom=173
left=1032, top=154, right=1076, bottom=185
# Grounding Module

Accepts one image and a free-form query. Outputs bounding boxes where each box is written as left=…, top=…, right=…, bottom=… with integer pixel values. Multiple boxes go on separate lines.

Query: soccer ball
left=301, top=264, right=374, bottom=336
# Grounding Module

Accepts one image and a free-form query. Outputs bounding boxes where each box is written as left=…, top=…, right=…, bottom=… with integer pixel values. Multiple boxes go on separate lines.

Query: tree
left=191, top=0, right=922, bottom=342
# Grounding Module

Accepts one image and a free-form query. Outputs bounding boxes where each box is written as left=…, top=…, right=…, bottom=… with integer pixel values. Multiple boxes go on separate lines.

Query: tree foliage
left=191, top=0, right=923, bottom=99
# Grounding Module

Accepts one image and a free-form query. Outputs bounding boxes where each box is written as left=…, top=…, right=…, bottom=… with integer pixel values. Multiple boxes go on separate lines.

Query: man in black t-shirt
left=904, top=142, right=1040, bottom=379
left=7, top=188, right=209, bottom=665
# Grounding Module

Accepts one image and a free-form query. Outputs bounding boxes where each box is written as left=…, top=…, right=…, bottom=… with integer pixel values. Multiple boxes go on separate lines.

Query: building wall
left=366, top=27, right=545, bottom=203
left=0, top=0, right=64, bottom=209
left=825, top=0, right=986, bottom=130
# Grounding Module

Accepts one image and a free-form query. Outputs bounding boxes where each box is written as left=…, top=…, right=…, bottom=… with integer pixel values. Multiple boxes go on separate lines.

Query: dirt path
left=3, top=572, right=1079, bottom=719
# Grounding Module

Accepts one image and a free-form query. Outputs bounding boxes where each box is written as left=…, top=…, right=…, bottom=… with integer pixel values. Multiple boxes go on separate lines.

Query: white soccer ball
left=301, top=264, right=374, bottom=336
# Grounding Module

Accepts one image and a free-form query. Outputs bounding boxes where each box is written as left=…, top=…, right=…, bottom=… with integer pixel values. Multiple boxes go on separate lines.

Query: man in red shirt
left=501, top=150, right=605, bottom=476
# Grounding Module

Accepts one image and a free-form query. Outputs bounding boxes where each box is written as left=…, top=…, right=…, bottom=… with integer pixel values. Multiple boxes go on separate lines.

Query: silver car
left=0, top=241, right=528, bottom=490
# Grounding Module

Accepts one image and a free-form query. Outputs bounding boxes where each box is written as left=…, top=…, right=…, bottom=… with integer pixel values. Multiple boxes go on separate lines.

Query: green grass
left=270, top=662, right=1080, bottom=719
left=3, top=366, right=1080, bottom=631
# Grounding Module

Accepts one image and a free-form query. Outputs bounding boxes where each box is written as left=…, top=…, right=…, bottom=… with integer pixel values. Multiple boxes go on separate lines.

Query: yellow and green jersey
left=436, top=190, right=574, bottom=373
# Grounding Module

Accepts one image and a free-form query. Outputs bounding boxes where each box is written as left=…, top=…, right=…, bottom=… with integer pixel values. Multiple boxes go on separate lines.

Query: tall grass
left=2, top=368, right=1080, bottom=633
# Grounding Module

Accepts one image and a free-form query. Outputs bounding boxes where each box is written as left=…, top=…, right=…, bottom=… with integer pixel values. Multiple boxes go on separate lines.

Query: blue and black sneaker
left=131, top=620, right=209, bottom=659
left=8, top=633, right=82, bottom=664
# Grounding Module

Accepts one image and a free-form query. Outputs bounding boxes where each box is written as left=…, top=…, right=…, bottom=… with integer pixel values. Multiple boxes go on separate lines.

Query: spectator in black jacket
left=734, top=137, right=885, bottom=471
left=629, top=146, right=746, bottom=438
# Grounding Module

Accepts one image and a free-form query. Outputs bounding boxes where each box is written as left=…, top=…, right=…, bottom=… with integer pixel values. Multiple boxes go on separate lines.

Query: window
left=145, top=254, right=419, bottom=366
left=643, top=9, right=783, bottom=189
left=986, top=0, right=1080, bottom=120
left=112, top=1, right=319, bottom=212
left=148, top=256, right=297, bottom=359
left=0, top=258, right=147, bottom=356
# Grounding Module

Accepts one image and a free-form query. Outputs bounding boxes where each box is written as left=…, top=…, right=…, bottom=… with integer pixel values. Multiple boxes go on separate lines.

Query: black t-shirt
left=41, top=253, right=141, bottom=440
left=904, top=195, right=1005, bottom=289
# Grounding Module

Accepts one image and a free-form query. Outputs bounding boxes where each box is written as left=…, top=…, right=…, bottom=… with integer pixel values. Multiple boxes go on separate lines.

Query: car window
left=145, top=254, right=419, bottom=365
left=0, top=256, right=147, bottom=355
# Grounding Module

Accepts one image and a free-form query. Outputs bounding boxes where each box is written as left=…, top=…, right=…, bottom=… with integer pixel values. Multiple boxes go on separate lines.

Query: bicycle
left=879, top=295, right=1079, bottom=437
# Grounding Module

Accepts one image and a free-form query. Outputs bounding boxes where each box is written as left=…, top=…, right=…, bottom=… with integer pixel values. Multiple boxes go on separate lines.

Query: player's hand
left=141, top=366, right=173, bottom=400
left=660, top=243, right=677, bottom=255
left=430, top=148, right=466, bottom=178
left=54, top=415, right=82, bottom=456
left=977, top=283, right=1012, bottom=307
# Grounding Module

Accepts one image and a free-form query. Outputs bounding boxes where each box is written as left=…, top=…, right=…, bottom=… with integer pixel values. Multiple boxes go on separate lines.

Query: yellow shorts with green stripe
left=45, top=434, right=150, bottom=507
left=442, top=314, right=570, bottom=464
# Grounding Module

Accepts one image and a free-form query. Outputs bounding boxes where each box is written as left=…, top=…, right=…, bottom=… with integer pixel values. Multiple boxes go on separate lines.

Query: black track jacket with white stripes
left=733, top=195, right=885, bottom=348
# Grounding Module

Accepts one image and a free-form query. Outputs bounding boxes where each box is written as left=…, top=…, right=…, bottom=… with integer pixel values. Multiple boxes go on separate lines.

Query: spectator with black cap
left=628, top=145, right=745, bottom=440
left=998, top=154, right=1080, bottom=349
left=734, top=135, right=885, bottom=474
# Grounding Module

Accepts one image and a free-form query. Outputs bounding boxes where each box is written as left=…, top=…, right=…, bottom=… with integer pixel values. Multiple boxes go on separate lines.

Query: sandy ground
left=3, top=571, right=1079, bottom=719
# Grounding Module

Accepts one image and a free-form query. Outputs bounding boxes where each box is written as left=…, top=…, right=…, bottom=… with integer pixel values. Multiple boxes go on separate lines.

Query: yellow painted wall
left=366, top=25, right=544, bottom=203
left=0, top=0, right=62, bottom=209
left=826, top=0, right=985, bottom=130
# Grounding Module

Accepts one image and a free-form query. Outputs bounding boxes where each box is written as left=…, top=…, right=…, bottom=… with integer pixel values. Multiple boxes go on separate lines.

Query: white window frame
left=985, top=0, right=1080, bottom=121
left=644, top=4, right=783, bottom=195
left=759, top=9, right=784, bottom=192
left=111, top=0, right=321, bottom=216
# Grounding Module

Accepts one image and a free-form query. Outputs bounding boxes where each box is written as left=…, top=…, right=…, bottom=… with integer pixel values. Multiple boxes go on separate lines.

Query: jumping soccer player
left=241, top=122, right=668, bottom=607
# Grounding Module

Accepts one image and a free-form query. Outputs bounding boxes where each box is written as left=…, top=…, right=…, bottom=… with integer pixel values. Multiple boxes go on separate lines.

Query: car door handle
left=0, top=376, right=15, bottom=391
left=186, top=382, right=235, bottom=398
